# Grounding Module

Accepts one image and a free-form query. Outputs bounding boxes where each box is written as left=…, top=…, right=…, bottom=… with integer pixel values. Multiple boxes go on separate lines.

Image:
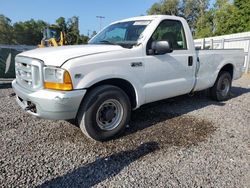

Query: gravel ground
left=0, top=75, right=249, bottom=188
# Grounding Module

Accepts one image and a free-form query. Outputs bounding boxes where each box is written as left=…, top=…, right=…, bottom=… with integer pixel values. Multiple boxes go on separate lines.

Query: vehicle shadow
left=230, top=86, right=250, bottom=98
left=67, top=86, right=249, bottom=145
left=37, top=87, right=250, bottom=188
left=123, top=86, right=250, bottom=137
left=38, top=142, right=159, bottom=188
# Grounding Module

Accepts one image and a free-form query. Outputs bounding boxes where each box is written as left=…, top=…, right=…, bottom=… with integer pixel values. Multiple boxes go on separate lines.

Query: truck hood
left=18, top=45, right=125, bottom=66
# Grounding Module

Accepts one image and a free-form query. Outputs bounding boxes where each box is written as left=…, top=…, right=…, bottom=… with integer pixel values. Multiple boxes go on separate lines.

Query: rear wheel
left=77, top=85, right=131, bottom=141
left=210, top=71, right=232, bottom=101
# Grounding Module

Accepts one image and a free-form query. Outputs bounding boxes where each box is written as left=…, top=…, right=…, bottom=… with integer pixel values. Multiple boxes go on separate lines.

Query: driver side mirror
left=150, top=41, right=173, bottom=55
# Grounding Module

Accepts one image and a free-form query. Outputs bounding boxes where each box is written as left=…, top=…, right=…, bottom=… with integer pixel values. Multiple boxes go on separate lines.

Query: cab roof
left=111, top=15, right=183, bottom=24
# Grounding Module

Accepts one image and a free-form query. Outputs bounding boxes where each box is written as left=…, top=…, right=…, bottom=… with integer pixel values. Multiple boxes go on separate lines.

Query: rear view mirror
left=151, top=41, right=173, bottom=55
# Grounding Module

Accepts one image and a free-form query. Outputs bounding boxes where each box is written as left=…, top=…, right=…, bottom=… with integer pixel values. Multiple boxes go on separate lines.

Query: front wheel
left=77, top=85, right=131, bottom=141
left=210, top=71, right=232, bottom=101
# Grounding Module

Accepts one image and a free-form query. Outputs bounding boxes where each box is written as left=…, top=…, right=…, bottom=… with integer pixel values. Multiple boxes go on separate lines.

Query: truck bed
left=194, top=49, right=245, bottom=91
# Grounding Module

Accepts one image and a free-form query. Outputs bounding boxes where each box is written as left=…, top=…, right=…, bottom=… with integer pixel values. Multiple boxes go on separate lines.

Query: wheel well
left=220, top=64, right=234, bottom=78
left=87, top=78, right=137, bottom=109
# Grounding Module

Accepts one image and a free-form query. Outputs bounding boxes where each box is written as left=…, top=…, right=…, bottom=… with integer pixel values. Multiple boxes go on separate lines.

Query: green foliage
left=56, top=17, right=67, bottom=31
left=56, top=16, right=89, bottom=44
left=213, top=0, right=239, bottom=35
left=79, top=35, right=90, bottom=44
left=234, top=0, right=250, bottom=32
left=212, top=0, right=250, bottom=36
left=147, top=3, right=162, bottom=15
left=0, top=15, right=89, bottom=45
left=182, top=0, right=209, bottom=33
left=147, top=0, right=180, bottom=15
left=67, top=16, right=80, bottom=44
left=161, top=0, right=180, bottom=15
left=147, top=0, right=209, bottom=35
left=148, top=0, right=250, bottom=38
left=13, top=19, right=47, bottom=45
left=195, top=9, right=214, bottom=38
left=0, top=15, right=13, bottom=44
left=91, top=31, right=97, bottom=38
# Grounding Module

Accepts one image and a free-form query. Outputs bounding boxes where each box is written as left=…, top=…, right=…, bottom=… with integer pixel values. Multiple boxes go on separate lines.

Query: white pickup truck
left=12, top=15, right=245, bottom=141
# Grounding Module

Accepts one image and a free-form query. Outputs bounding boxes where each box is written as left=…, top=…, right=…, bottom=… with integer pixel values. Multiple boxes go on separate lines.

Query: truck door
left=144, top=19, right=196, bottom=103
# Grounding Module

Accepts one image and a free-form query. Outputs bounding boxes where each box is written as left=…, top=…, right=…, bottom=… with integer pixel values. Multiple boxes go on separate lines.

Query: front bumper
left=12, top=80, right=86, bottom=120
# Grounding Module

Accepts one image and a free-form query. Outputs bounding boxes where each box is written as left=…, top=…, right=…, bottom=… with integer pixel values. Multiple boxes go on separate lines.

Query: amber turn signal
left=44, top=71, right=73, bottom=91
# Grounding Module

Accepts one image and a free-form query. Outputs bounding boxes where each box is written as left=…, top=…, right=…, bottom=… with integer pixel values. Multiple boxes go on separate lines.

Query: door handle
left=188, top=56, right=193, bottom=66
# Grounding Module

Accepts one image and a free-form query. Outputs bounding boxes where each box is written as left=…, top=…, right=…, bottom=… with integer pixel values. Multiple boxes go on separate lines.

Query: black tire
left=77, top=85, right=131, bottom=141
left=210, top=71, right=232, bottom=101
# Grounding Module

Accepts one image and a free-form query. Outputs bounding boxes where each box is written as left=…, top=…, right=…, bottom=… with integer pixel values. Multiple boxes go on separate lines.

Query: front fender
left=73, top=66, right=145, bottom=108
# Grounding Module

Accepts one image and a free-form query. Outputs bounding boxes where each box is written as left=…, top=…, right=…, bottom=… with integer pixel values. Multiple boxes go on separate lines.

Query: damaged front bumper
left=12, top=79, right=85, bottom=120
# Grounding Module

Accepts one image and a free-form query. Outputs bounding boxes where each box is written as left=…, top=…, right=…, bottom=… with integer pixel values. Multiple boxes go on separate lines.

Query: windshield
left=89, top=20, right=151, bottom=48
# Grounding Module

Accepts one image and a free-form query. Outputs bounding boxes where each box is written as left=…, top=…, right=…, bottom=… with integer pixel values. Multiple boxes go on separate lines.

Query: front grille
left=15, top=56, right=43, bottom=91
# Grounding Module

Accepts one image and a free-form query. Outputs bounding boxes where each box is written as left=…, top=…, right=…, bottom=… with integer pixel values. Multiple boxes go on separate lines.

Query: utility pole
left=87, top=29, right=92, bottom=37
left=96, top=16, right=105, bottom=31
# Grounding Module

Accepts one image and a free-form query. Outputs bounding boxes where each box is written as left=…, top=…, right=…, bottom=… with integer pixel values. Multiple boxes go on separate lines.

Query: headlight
left=43, top=67, right=73, bottom=91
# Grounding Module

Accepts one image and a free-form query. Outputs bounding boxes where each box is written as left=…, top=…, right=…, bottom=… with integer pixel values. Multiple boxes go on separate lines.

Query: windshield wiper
left=98, top=40, right=134, bottom=49
left=99, top=40, right=117, bottom=45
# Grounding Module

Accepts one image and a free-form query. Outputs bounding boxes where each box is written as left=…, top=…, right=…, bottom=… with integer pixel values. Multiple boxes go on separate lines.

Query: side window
left=126, top=25, right=146, bottom=41
left=150, top=20, right=187, bottom=50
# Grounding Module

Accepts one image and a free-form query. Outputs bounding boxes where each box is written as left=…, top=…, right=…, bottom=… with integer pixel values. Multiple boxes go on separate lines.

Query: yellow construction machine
left=38, top=26, right=68, bottom=47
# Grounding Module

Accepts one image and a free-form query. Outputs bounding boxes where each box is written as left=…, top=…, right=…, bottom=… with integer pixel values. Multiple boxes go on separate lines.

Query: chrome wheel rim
left=96, top=99, right=123, bottom=131
left=219, top=78, right=230, bottom=97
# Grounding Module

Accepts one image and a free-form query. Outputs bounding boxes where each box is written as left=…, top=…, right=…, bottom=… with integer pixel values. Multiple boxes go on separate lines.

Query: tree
left=0, top=15, right=13, bottom=44
left=13, top=19, right=47, bottom=45
left=147, top=3, right=162, bottom=15
left=213, top=0, right=238, bottom=35
left=147, top=0, right=250, bottom=38
left=56, top=17, right=67, bottom=31
left=161, top=0, right=180, bottom=15
left=181, top=0, right=209, bottom=34
left=55, top=16, right=84, bottom=45
left=194, top=0, right=250, bottom=37
left=147, top=0, right=209, bottom=35
left=91, top=31, right=97, bottom=38
left=233, top=0, right=250, bottom=32
left=147, top=0, right=180, bottom=16
left=195, top=9, right=214, bottom=38
left=78, top=35, right=89, bottom=44
left=0, top=14, right=89, bottom=45
left=66, top=16, right=80, bottom=44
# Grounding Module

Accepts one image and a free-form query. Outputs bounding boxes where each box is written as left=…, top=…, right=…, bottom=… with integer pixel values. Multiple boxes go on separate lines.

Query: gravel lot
left=0, top=75, right=249, bottom=188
